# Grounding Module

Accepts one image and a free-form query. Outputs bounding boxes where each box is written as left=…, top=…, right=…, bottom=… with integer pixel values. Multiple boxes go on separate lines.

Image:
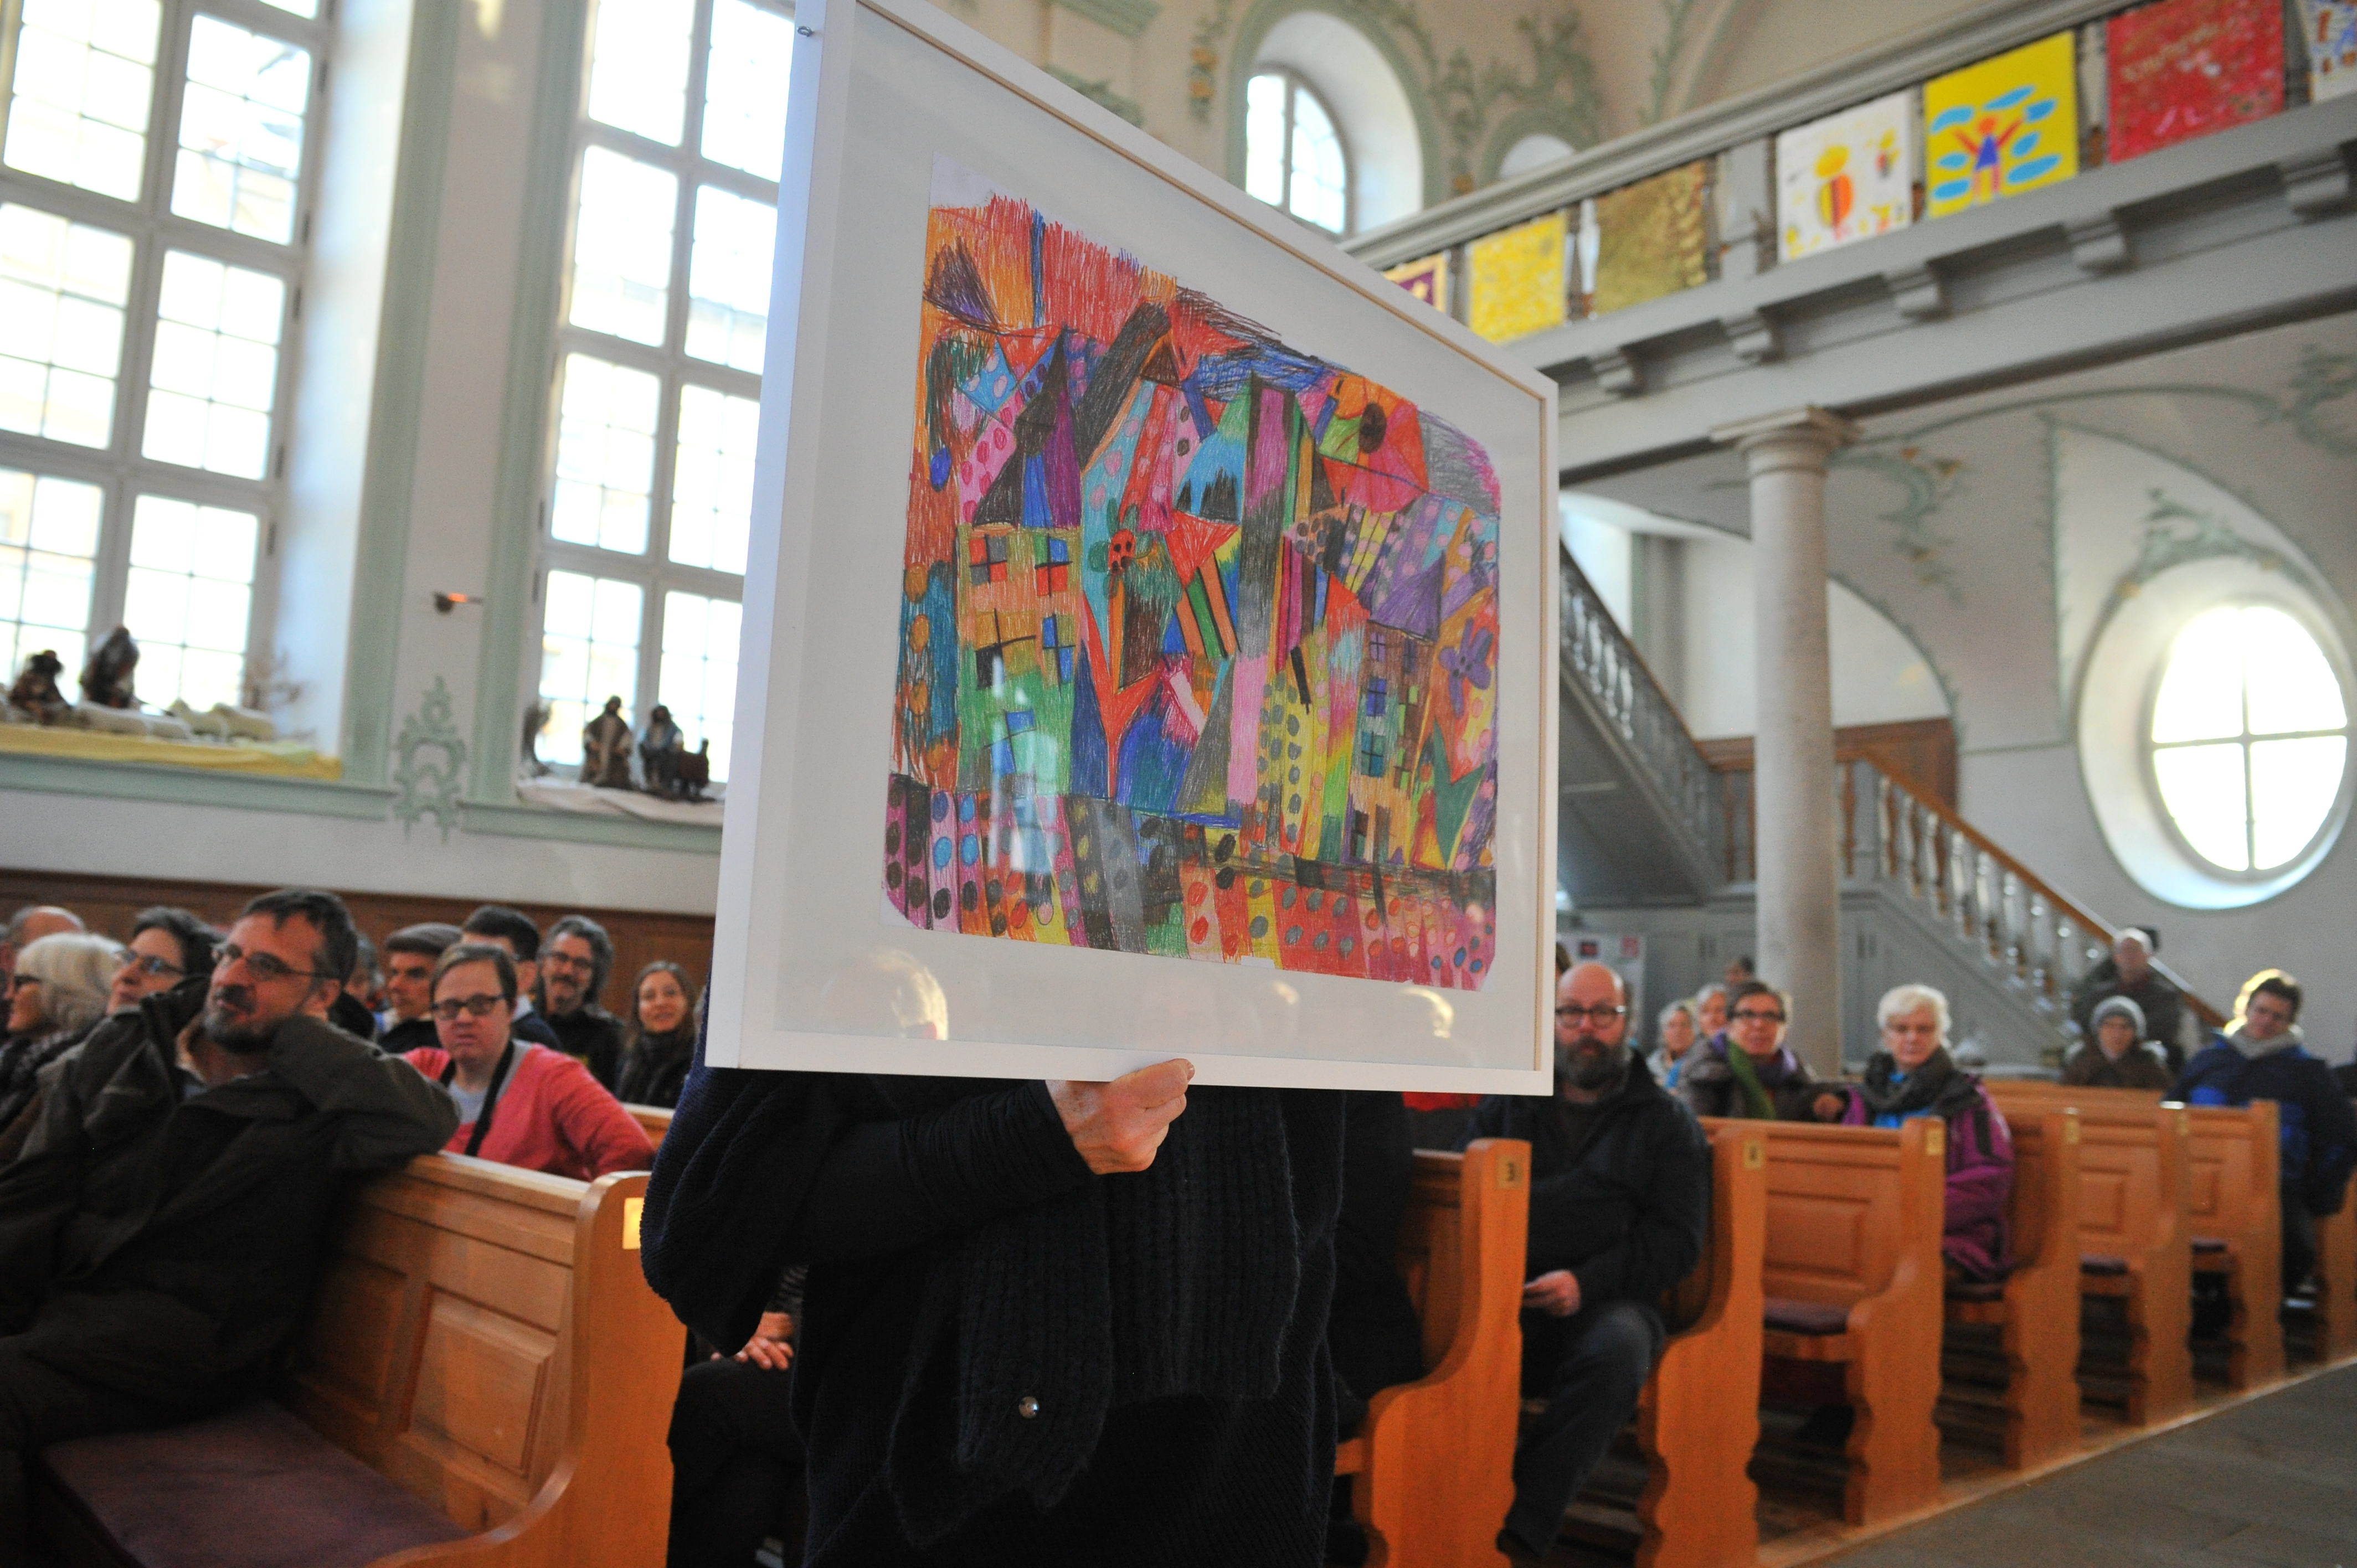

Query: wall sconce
left=433, top=591, right=485, bottom=615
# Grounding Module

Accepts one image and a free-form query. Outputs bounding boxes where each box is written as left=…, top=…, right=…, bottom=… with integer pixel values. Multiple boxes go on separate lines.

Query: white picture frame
left=709, top=0, right=1557, bottom=1092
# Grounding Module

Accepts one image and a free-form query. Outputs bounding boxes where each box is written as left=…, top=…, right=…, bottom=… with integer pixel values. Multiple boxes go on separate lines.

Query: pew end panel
left=1944, top=1107, right=2081, bottom=1469
left=2317, top=1168, right=2356, bottom=1363
left=1757, top=1118, right=1946, bottom=1527
left=2182, top=1101, right=2284, bottom=1389
left=1355, top=1139, right=1529, bottom=1568
left=1636, top=1123, right=1765, bottom=1568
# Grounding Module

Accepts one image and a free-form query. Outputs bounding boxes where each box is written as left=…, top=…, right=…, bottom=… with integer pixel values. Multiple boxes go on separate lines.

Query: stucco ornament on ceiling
left=394, top=677, right=469, bottom=840
left=1830, top=445, right=1967, bottom=605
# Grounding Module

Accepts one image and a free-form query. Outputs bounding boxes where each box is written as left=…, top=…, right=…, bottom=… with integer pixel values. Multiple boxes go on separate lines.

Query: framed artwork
left=711, top=0, right=1558, bottom=1092
left=1468, top=211, right=1568, bottom=343
left=1590, top=161, right=1711, bottom=315
left=1924, top=31, right=2080, bottom=219
left=1777, top=90, right=1917, bottom=261
left=1385, top=252, right=1450, bottom=314
left=2299, top=0, right=2357, bottom=100
left=2107, top=0, right=2284, bottom=162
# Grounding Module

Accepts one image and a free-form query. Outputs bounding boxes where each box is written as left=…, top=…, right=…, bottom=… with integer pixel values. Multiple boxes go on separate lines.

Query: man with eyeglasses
left=0, top=888, right=456, bottom=1559
left=1460, top=962, right=1711, bottom=1563
left=538, top=916, right=625, bottom=1092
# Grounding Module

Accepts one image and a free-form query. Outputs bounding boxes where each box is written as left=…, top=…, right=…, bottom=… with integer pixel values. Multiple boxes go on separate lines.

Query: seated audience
left=377, top=922, right=462, bottom=1053
left=1463, top=962, right=1710, bottom=1563
left=0, top=932, right=123, bottom=1138
left=667, top=1267, right=808, bottom=1568
left=1836, top=984, right=2015, bottom=1282
left=0, top=906, right=83, bottom=983
left=1679, top=981, right=1845, bottom=1122
left=2175, top=971, right=2357, bottom=1294
left=1645, top=998, right=1700, bottom=1089
left=615, top=961, right=699, bottom=1108
left=2072, top=928, right=2186, bottom=1072
left=0, top=890, right=456, bottom=1557
left=104, top=906, right=218, bottom=1015
left=402, top=942, right=654, bottom=1179
left=541, top=915, right=624, bottom=1089
left=328, top=935, right=382, bottom=1041
left=2061, top=996, right=2175, bottom=1091
left=459, top=905, right=563, bottom=1049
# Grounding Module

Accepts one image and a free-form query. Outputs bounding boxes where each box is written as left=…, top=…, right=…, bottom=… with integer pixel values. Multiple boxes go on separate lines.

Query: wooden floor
left=1535, top=1301, right=2356, bottom=1568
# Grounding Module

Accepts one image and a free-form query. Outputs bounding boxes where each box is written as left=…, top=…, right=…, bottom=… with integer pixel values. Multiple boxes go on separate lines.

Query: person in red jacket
left=402, top=942, right=653, bottom=1181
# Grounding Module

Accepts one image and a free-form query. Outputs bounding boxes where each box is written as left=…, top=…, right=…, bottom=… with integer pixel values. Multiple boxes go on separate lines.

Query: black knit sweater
left=639, top=1046, right=1344, bottom=1564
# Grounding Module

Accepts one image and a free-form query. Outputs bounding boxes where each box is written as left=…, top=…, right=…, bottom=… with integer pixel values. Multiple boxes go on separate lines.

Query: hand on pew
left=1524, top=1269, right=1581, bottom=1317
left=1049, top=1059, right=1195, bottom=1173
left=1810, top=1092, right=1847, bottom=1122
left=730, top=1311, right=796, bottom=1370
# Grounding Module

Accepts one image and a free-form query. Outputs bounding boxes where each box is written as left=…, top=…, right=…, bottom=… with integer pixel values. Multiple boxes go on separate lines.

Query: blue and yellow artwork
left=1923, top=31, right=2081, bottom=219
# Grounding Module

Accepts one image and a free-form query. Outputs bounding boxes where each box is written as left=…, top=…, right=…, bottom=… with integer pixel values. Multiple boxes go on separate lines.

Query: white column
left=1713, top=407, right=1859, bottom=1074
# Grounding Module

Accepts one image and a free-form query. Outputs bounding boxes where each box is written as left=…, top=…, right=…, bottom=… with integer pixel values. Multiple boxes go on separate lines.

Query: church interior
left=2, top=0, right=2354, bottom=1563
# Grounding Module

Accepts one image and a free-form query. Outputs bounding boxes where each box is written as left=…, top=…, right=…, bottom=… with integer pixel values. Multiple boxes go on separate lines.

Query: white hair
left=16, top=931, right=127, bottom=1035
left=1876, top=983, right=1951, bottom=1043
left=1658, top=998, right=1696, bottom=1031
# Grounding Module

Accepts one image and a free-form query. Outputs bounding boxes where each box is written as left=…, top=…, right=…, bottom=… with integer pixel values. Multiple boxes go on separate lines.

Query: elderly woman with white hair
left=1835, top=982, right=2015, bottom=1282
left=1, top=931, right=126, bottom=1134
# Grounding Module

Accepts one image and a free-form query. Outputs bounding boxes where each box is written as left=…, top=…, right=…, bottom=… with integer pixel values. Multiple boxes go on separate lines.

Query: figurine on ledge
left=8, top=649, right=69, bottom=724
left=676, top=739, right=712, bottom=803
left=80, top=626, right=140, bottom=709
left=582, top=696, right=634, bottom=790
left=640, top=704, right=684, bottom=798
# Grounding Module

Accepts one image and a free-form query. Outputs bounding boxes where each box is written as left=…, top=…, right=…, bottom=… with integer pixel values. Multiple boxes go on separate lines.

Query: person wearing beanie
left=2061, top=995, right=2175, bottom=1091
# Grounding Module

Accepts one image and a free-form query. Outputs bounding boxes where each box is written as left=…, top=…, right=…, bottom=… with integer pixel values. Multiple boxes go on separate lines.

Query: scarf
left=2226, top=1023, right=2302, bottom=1059
left=616, top=1025, right=696, bottom=1106
left=1722, top=1037, right=1778, bottom=1120
left=640, top=1036, right=1327, bottom=1543
left=1855, top=1046, right=1978, bottom=1121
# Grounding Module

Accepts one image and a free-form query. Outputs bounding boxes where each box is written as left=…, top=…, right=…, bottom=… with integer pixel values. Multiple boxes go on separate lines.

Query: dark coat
left=2175, top=1036, right=2357, bottom=1216
left=2072, top=962, right=2187, bottom=1071
left=2060, top=1041, right=2175, bottom=1091
left=545, top=1004, right=624, bottom=1090
left=1461, top=1060, right=1710, bottom=1310
left=1677, top=1036, right=1830, bottom=1122
left=0, top=983, right=458, bottom=1399
left=614, top=1027, right=695, bottom=1108
left=375, top=1014, right=439, bottom=1055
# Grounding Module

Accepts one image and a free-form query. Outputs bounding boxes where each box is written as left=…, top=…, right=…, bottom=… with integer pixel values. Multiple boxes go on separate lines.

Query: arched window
left=1499, top=133, right=1577, bottom=179
left=2149, top=605, right=2350, bottom=874
left=1245, top=69, right=1349, bottom=234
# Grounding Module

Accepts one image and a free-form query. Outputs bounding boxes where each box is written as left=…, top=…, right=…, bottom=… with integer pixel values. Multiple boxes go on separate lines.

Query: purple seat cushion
left=1945, top=1280, right=2006, bottom=1303
left=1763, top=1296, right=1851, bottom=1335
left=2080, top=1252, right=2130, bottom=1276
left=37, top=1401, right=470, bottom=1568
left=2191, top=1236, right=2229, bottom=1255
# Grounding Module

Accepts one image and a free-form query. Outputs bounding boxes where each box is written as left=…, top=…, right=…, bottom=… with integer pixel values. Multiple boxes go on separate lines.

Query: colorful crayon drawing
left=1777, top=91, right=1916, bottom=261
left=2302, top=0, right=2357, bottom=100
left=1385, top=252, right=1449, bottom=314
left=2108, top=0, right=2284, bottom=162
left=884, top=162, right=1502, bottom=990
left=1468, top=211, right=1568, bottom=343
left=1923, top=32, right=2080, bottom=219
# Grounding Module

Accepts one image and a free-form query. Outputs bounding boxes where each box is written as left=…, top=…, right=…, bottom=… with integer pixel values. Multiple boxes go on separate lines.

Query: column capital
left=1710, top=406, right=1862, bottom=472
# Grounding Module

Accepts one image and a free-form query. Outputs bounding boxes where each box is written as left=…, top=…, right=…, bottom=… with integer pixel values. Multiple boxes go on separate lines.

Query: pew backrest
left=1988, top=1084, right=2186, bottom=1267
left=628, top=1103, right=673, bottom=1146
left=1756, top=1119, right=1946, bottom=1312
left=2007, top=1107, right=2078, bottom=1274
left=2183, top=1101, right=2279, bottom=1245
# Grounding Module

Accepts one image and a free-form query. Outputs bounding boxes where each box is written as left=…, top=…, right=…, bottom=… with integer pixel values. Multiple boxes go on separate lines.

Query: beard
left=1558, top=1033, right=1629, bottom=1091
left=201, top=986, right=278, bottom=1055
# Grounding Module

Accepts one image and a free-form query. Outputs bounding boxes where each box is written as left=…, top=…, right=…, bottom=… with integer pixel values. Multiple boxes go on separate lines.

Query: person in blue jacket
left=2174, top=970, right=2357, bottom=1296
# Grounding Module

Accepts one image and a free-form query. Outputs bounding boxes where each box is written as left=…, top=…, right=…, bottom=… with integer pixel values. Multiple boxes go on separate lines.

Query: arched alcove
left=1497, top=132, right=1576, bottom=179
left=1229, top=3, right=1435, bottom=229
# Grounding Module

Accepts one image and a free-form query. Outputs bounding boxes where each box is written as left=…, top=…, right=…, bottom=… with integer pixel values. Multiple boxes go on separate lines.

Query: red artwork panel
left=2107, top=0, right=2285, bottom=162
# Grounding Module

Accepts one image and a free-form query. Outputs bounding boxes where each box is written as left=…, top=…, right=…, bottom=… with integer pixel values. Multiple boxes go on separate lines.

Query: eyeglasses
left=540, top=952, right=595, bottom=972
left=213, top=946, right=336, bottom=984
left=1731, top=1008, right=1786, bottom=1024
left=429, top=994, right=509, bottom=1022
left=1555, top=1004, right=1627, bottom=1022
left=127, top=955, right=185, bottom=978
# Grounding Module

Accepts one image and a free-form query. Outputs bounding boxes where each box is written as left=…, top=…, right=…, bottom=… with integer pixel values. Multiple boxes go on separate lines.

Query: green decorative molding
left=1830, top=445, right=1967, bottom=605
left=0, top=754, right=397, bottom=819
left=1187, top=0, right=1235, bottom=123
left=341, top=0, right=464, bottom=786
left=1646, top=0, right=1705, bottom=126
left=2260, top=344, right=2357, bottom=457
left=1053, top=0, right=1161, bottom=41
left=2125, top=489, right=2320, bottom=596
left=392, top=676, right=468, bottom=838
left=468, top=0, right=591, bottom=806
left=461, top=800, right=724, bottom=853
left=1048, top=66, right=1145, bottom=126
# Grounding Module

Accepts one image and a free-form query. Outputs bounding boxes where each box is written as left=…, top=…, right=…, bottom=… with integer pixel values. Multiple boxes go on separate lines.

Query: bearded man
left=0, top=889, right=456, bottom=1560
left=1460, top=961, right=1711, bottom=1564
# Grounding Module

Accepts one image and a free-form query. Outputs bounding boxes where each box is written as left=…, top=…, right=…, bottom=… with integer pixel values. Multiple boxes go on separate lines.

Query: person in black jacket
left=540, top=915, right=624, bottom=1089
left=0, top=889, right=457, bottom=1560
left=1463, top=961, right=1710, bottom=1563
left=377, top=922, right=462, bottom=1055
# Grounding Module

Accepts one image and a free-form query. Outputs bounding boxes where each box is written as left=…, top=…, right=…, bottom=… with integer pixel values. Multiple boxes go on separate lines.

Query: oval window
left=2149, top=606, right=2350, bottom=874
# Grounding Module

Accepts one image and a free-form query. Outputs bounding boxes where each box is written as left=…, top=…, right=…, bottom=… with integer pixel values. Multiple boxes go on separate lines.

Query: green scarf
left=1723, top=1039, right=1778, bottom=1120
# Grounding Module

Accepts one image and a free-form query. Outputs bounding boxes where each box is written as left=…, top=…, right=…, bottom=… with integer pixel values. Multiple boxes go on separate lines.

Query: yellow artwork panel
left=1591, top=161, right=1710, bottom=316
left=1468, top=212, right=1567, bottom=343
left=1924, top=31, right=2080, bottom=219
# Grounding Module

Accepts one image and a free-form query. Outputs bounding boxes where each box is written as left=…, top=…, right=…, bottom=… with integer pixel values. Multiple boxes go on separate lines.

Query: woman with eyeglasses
left=1, top=931, right=126, bottom=1146
left=105, top=906, right=220, bottom=1014
left=1676, top=979, right=1846, bottom=1122
left=398, top=941, right=655, bottom=1180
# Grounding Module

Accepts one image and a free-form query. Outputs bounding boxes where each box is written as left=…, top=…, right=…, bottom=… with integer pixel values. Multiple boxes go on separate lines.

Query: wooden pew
left=2316, top=1167, right=2357, bottom=1363
left=34, top=1157, right=680, bottom=1568
left=629, top=1102, right=674, bottom=1144
left=1943, top=1106, right=2082, bottom=1469
left=1344, top=1139, right=1529, bottom=1568
left=1635, top=1122, right=1767, bottom=1568
left=1986, top=1084, right=2193, bottom=1425
left=1756, top=1118, right=1947, bottom=1526
left=2183, top=1101, right=2284, bottom=1389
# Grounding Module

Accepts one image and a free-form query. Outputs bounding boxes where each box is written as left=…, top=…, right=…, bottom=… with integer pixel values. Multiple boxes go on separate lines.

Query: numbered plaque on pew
left=709, top=0, right=1558, bottom=1091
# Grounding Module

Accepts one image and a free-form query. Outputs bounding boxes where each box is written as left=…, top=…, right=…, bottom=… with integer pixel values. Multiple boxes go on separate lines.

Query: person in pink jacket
left=402, top=942, right=653, bottom=1182
left=1837, top=983, right=2014, bottom=1281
